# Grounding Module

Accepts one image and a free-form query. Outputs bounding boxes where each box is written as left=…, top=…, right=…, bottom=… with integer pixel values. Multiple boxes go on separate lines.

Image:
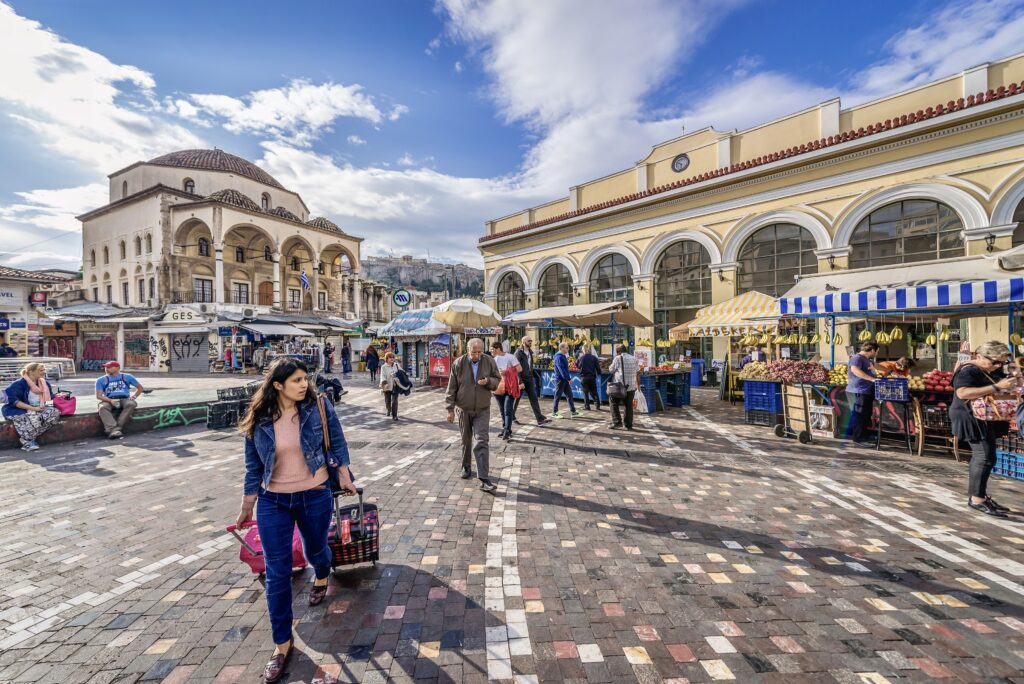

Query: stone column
left=354, top=277, right=362, bottom=319
left=272, top=253, right=282, bottom=310
left=214, top=246, right=224, bottom=305
left=311, top=260, right=320, bottom=311
left=709, top=263, right=737, bottom=360
left=965, top=226, right=1016, bottom=356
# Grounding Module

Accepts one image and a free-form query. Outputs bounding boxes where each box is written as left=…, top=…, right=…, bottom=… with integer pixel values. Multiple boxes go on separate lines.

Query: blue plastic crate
left=744, top=409, right=782, bottom=427
left=875, top=377, right=909, bottom=402
left=994, top=450, right=1024, bottom=481
left=743, top=380, right=782, bottom=413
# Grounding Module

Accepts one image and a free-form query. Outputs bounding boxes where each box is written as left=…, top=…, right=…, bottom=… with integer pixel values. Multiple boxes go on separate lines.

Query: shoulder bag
left=606, top=360, right=627, bottom=400
left=316, top=393, right=346, bottom=494
left=960, top=365, right=1018, bottom=422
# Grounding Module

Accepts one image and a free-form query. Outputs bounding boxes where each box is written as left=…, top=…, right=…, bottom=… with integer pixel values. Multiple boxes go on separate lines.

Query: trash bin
left=690, top=358, right=704, bottom=387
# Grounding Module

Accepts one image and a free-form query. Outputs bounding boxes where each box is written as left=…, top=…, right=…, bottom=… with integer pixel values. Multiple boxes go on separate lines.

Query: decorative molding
left=710, top=261, right=739, bottom=273
left=723, top=210, right=832, bottom=263
left=482, top=106, right=1024, bottom=258
left=814, top=246, right=852, bottom=258
left=639, top=229, right=723, bottom=273
left=578, top=243, right=642, bottom=282
left=992, top=172, right=1024, bottom=226
left=963, top=223, right=1017, bottom=239
left=485, top=263, right=529, bottom=297
left=527, top=255, right=579, bottom=291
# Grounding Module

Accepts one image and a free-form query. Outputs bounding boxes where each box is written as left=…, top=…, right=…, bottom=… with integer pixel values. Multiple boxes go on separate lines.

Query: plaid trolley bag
left=328, top=486, right=379, bottom=570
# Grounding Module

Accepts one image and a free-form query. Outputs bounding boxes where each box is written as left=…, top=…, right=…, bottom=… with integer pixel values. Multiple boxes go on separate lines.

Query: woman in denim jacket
left=236, top=357, right=357, bottom=683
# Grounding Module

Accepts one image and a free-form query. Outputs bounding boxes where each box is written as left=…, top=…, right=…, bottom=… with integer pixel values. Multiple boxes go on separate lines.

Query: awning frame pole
left=830, top=314, right=836, bottom=370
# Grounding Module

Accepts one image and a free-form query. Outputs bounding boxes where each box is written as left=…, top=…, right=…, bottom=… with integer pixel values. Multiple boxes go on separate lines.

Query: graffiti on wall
left=124, top=332, right=150, bottom=368
left=171, top=334, right=203, bottom=360
left=46, top=338, right=76, bottom=361
left=82, top=336, right=115, bottom=371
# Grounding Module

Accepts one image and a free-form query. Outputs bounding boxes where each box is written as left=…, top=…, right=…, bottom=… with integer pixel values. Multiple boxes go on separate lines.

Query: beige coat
left=445, top=353, right=500, bottom=412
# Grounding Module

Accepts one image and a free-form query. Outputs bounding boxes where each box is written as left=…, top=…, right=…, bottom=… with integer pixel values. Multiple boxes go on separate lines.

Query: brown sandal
left=264, top=645, right=292, bottom=683
left=309, top=581, right=329, bottom=606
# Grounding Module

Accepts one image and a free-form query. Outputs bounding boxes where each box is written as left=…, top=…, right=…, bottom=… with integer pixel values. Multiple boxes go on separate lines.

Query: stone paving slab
left=0, top=378, right=1021, bottom=683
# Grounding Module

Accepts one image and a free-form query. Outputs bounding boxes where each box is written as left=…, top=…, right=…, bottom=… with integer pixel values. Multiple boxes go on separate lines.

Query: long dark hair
left=239, top=357, right=313, bottom=438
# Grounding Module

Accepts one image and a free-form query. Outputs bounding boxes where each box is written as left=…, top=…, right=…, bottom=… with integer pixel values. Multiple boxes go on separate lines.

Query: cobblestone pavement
left=0, top=377, right=1022, bottom=683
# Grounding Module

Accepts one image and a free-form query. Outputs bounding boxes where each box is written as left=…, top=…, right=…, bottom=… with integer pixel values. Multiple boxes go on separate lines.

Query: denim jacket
left=243, top=397, right=351, bottom=496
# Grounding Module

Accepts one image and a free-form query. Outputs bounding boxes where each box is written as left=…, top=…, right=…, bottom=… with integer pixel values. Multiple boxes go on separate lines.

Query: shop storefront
left=80, top=322, right=118, bottom=371
left=41, top=321, right=77, bottom=361
left=150, top=307, right=213, bottom=373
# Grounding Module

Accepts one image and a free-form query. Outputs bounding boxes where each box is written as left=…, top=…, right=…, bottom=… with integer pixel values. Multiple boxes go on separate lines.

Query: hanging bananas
left=858, top=329, right=873, bottom=342
left=1011, top=333, right=1024, bottom=346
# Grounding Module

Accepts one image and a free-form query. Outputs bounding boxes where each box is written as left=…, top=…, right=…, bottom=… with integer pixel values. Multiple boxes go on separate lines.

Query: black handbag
left=607, top=381, right=626, bottom=399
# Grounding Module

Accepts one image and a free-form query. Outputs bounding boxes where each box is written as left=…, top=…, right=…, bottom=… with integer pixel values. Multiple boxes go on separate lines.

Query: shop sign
left=28, top=291, right=47, bottom=306
left=393, top=289, right=412, bottom=307
left=0, top=318, right=8, bottom=331
left=163, top=308, right=198, bottom=322
left=0, top=288, right=23, bottom=304
left=42, top=321, right=78, bottom=337
left=79, top=322, right=118, bottom=332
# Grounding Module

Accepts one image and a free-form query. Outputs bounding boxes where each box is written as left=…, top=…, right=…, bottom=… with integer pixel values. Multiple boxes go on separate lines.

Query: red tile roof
left=0, top=265, right=75, bottom=283
left=480, top=83, right=1024, bottom=245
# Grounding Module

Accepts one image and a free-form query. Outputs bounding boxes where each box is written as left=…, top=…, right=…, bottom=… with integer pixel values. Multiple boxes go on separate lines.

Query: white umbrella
left=431, top=299, right=502, bottom=330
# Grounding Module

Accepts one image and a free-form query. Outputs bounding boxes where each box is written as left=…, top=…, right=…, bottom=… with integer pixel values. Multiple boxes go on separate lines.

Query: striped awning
left=779, top=256, right=1024, bottom=315
left=669, top=291, right=780, bottom=339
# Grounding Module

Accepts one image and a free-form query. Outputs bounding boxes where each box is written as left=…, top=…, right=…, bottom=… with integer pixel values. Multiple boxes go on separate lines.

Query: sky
left=1, top=0, right=1023, bottom=273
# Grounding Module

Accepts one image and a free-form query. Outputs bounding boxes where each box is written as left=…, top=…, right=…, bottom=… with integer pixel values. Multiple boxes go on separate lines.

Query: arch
left=495, top=270, right=527, bottom=317
left=589, top=253, right=634, bottom=305
left=735, top=223, right=819, bottom=298
left=134, top=264, right=143, bottom=275
left=319, top=243, right=359, bottom=278
left=527, top=255, right=579, bottom=291
left=833, top=183, right=987, bottom=248
left=134, top=236, right=142, bottom=256
left=174, top=218, right=213, bottom=252
left=723, top=211, right=830, bottom=263
left=281, top=234, right=316, bottom=259
left=486, top=263, right=529, bottom=297
left=192, top=263, right=214, bottom=277
left=261, top=192, right=272, bottom=211
left=145, top=233, right=152, bottom=254
left=640, top=229, right=722, bottom=274
left=89, top=274, right=97, bottom=284
left=225, top=222, right=277, bottom=251
left=992, top=170, right=1024, bottom=227
left=118, top=268, right=128, bottom=278
left=89, top=249, right=96, bottom=268
left=579, top=243, right=641, bottom=283
left=119, top=240, right=126, bottom=260
left=102, top=246, right=109, bottom=264
left=101, top=271, right=111, bottom=282
left=224, top=223, right=276, bottom=265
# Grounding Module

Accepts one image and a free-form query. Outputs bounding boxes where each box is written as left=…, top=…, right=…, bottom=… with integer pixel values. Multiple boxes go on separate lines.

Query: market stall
left=775, top=256, right=1024, bottom=455
left=378, top=308, right=452, bottom=383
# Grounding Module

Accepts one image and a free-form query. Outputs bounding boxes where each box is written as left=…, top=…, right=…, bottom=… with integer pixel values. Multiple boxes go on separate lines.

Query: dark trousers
left=611, top=389, right=635, bottom=428
left=319, top=378, right=344, bottom=403
left=458, top=409, right=490, bottom=480
left=514, top=377, right=545, bottom=423
left=967, top=433, right=997, bottom=498
left=848, top=391, right=874, bottom=442
left=580, top=376, right=600, bottom=409
left=494, top=393, right=514, bottom=434
left=383, top=390, right=398, bottom=418
left=257, top=487, right=333, bottom=645
left=368, top=367, right=378, bottom=382
left=552, top=378, right=576, bottom=413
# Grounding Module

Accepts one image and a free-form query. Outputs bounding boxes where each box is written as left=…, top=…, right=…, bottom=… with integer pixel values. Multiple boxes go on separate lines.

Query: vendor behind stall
left=876, top=357, right=915, bottom=377
left=846, top=342, right=878, bottom=446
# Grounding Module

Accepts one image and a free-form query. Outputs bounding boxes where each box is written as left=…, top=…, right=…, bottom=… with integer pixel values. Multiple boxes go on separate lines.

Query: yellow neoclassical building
left=480, top=53, right=1024, bottom=364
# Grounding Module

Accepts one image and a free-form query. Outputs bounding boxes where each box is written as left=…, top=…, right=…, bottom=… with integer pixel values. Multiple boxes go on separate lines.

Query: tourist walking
left=608, top=345, right=639, bottom=430
left=379, top=352, right=400, bottom=420
left=446, top=338, right=500, bottom=492
left=341, top=340, right=352, bottom=375
left=513, top=336, right=551, bottom=426
left=949, top=341, right=1018, bottom=517
left=236, top=358, right=357, bottom=683
left=491, top=341, right=521, bottom=440
left=365, top=344, right=380, bottom=383
left=95, top=361, right=144, bottom=439
left=577, top=344, right=602, bottom=410
left=2, top=362, right=61, bottom=451
left=315, top=373, right=346, bottom=403
left=551, top=342, right=580, bottom=419
left=323, top=341, right=334, bottom=373
left=846, top=342, right=878, bottom=446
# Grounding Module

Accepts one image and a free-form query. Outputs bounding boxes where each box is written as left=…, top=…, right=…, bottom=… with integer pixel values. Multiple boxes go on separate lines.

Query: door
left=171, top=333, right=209, bottom=372
left=258, top=281, right=273, bottom=306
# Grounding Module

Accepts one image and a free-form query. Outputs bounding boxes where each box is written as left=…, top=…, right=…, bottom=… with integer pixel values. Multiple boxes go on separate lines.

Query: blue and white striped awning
left=779, top=257, right=1024, bottom=316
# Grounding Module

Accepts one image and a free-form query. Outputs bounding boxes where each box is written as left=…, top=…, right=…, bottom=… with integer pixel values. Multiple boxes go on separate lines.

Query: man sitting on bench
left=95, top=361, right=144, bottom=439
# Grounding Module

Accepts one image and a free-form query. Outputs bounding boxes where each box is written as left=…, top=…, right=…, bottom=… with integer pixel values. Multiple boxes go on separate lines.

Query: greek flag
left=300, top=270, right=311, bottom=291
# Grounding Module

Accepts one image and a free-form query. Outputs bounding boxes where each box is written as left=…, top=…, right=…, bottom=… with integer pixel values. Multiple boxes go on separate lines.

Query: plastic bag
left=634, top=391, right=648, bottom=414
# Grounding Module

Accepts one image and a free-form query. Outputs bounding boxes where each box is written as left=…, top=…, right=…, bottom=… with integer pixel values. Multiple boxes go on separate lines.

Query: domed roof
left=269, top=206, right=301, bottom=222
left=148, top=149, right=284, bottom=190
left=307, top=216, right=343, bottom=233
left=206, top=189, right=262, bottom=212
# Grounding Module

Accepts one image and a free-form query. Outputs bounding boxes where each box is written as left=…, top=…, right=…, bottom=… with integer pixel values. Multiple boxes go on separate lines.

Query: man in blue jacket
left=551, top=342, right=581, bottom=419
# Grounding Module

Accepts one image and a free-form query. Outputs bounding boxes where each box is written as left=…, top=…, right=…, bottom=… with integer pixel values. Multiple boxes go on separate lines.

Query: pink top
left=268, top=407, right=328, bottom=493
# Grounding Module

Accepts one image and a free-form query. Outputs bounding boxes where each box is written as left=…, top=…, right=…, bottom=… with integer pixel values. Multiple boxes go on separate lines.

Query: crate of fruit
left=994, top=450, right=1024, bottom=481
left=874, top=377, right=909, bottom=402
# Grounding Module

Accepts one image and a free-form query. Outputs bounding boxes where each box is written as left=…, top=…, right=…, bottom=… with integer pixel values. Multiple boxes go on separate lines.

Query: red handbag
left=52, top=392, right=76, bottom=417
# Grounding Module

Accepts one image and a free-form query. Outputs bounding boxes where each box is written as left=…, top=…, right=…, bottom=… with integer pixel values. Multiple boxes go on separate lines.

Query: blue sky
left=1, top=0, right=1023, bottom=272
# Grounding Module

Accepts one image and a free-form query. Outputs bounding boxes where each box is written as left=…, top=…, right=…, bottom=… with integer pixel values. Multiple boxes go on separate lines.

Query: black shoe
left=985, top=497, right=1010, bottom=512
left=968, top=500, right=1007, bottom=517
left=480, top=480, right=497, bottom=493
left=610, top=423, right=622, bottom=430
left=625, top=426, right=634, bottom=431
left=537, top=418, right=552, bottom=426
left=461, top=468, right=472, bottom=479
left=393, top=416, right=398, bottom=421
left=584, top=405, right=591, bottom=411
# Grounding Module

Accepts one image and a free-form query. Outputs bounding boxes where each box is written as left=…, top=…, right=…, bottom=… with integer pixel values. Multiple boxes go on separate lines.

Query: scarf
left=25, top=374, right=51, bottom=404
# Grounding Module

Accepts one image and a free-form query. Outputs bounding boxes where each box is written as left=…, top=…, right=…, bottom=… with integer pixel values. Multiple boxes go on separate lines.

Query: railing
left=229, top=293, right=250, bottom=305
left=171, top=290, right=213, bottom=304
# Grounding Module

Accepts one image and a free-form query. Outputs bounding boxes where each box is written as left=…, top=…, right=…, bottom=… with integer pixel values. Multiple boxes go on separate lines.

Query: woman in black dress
left=949, top=341, right=1018, bottom=517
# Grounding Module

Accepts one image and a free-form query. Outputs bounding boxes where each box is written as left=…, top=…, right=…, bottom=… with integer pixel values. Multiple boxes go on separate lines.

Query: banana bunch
left=875, top=330, right=890, bottom=345
left=889, top=326, right=904, bottom=341
left=759, top=334, right=771, bottom=345
left=1011, top=333, right=1024, bottom=346
left=858, top=329, right=873, bottom=342
left=925, top=333, right=937, bottom=345
left=832, top=334, right=844, bottom=345
left=810, top=333, right=820, bottom=344
left=939, top=329, right=951, bottom=342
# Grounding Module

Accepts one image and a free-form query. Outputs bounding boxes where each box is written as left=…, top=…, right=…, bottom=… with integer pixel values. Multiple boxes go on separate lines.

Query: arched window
left=148, top=277, right=155, bottom=299
left=198, top=238, right=210, bottom=257
left=261, top=193, right=271, bottom=210
left=119, top=241, right=126, bottom=260
left=655, top=241, right=711, bottom=310
left=264, top=246, right=273, bottom=261
left=121, top=180, right=128, bottom=198
left=495, top=273, right=526, bottom=317
left=290, top=256, right=299, bottom=271
left=850, top=200, right=964, bottom=269
left=103, top=246, right=109, bottom=264
left=138, top=279, right=145, bottom=303
left=538, top=264, right=572, bottom=307
left=235, top=247, right=245, bottom=263
left=588, top=254, right=633, bottom=305
left=90, top=250, right=96, bottom=268
left=736, top=223, right=818, bottom=297
left=183, top=178, right=195, bottom=194
left=134, top=236, right=142, bottom=256
left=145, top=233, right=152, bottom=254
left=1011, top=198, right=1024, bottom=247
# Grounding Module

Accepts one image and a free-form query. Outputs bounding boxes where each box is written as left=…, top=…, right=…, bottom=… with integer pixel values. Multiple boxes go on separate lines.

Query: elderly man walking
left=446, top=338, right=501, bottom=492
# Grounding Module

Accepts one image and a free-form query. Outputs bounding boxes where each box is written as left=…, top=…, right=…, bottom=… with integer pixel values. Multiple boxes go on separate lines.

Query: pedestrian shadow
left=252, top=563, right=490, bottom=683
left=5, top=447, right=119, bottom=477
left=514, top=483, right=1024, bottom=621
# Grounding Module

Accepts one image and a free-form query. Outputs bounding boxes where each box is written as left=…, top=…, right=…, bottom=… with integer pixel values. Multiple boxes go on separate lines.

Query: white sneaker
left=22, top=441, right=39, bottom=451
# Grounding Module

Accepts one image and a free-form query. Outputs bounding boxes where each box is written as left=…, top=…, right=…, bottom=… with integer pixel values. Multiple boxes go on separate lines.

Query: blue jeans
left=494, top=393, right=514, bottom=433
left=257, top=487, right=333, bottom=644
left=552, top=378, right=576, bottom=414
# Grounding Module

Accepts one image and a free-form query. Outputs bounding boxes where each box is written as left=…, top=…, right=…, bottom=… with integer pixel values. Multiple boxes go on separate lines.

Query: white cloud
left=425, top=36, right=442, bottom=56
left=0, top=3, right=202, bottom=173
left=185, top=79, right=403, bottom=146
left=347, top=134, right=367, bottom=146
left=454, top=61, right=464, bottom=74
left=0, top=250, right=81, bottom=267
left=0, top=183, right=107, bottom=233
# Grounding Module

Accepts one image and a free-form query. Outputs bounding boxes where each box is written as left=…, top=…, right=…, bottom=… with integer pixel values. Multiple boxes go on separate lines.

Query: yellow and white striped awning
left=669, top=290, right=780, bottom=339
